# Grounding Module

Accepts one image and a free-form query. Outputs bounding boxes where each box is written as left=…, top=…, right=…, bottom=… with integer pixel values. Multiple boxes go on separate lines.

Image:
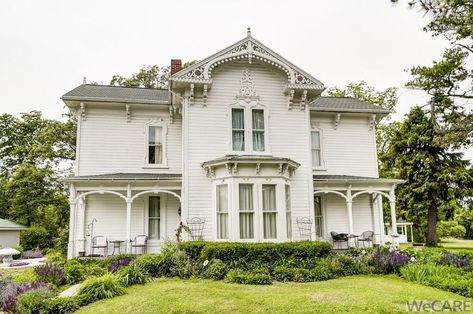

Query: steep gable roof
left=310, top=97, right=390, bottom=114
left=61, top=84, right=170, bottom=104
left=171, top=30, right=324, bottom=91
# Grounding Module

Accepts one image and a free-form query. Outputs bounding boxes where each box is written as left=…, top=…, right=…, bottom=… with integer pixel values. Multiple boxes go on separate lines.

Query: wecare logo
left=406, top=300, right=471, bottom=312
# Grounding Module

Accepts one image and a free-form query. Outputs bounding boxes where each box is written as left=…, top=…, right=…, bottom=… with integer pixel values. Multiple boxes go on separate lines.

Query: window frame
left=285, top=184, right=292, bottom=240
left=311, top=127, right=325, bottom=170
left=146, top=195, right=166, bottom=241
left=313, top=195, right=326, bottom=239
left=262, top=184, right=277, bottom=240
left=228, top=102, right=270, bottom=155
left=144, top=121, right=168, bottom=168
left=215, top=184, right=230, bottom=240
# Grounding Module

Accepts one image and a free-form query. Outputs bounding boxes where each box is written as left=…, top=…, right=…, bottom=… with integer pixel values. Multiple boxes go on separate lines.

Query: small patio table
left=109, top=240, right=125, bottom=255
left=348, top=234, right=359, bottom=248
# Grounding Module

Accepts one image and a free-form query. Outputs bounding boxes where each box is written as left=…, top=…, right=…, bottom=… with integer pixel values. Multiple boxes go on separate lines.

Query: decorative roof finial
left=83, top=76, right=87, bottom=84
left=247, top=27, right=251, bottom=37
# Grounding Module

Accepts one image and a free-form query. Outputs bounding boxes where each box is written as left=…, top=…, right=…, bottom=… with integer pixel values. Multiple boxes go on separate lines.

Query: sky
left=1, top=0, right=471, bottom=159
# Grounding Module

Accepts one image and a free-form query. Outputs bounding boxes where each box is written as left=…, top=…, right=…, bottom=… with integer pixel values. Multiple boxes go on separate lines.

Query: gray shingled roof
left=61, top=84, right=170, bottom=104
left=310, top=97, right=390, bottom=114
left=0, top=218, right=27, bottom=230
left=62, top=173, right=182, bottom=182
left=313, top=174, right=404, bottom=183
left=202, top=155, right=301, bottom=168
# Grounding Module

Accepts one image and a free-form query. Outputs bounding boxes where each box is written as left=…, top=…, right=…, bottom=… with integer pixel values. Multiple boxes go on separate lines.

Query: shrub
left=1, top=281, right=52, bottom=313
left=45, top=250, right=66, bottom=263
left=439, top=252, right=470, bottom=268
left=20, top=226, right=53, bottom=251
left=43, top=297, right=80, bottom=314
left=64, top=260, right=86, bottom=284
left=437, top=220, right=466, bottom=239
left=78, top=274, right=126, bottom=304
left=401, top=263, right=438, bottom=283
left=160, top=241, right=193, bottom=278
left=273, top=266, right=295, bottom=282
left=21, top=249, right=44, bottom=259
left=16, top=288, right=55, bottom=314
left=34, top=262, right=65, bottom=286
left=109, top=258, right=131, bottom=273
left=117, top=264, right=148, bottom=286
left=202, top=259, right=227, bottom=280
left=370, top=248, right=410, bottom=274
left=225, top=270, right=272, bottom=285
left=179, top=241, right=332, bottom=269
left=12, top=268, right=37, bottom=284
left=136, top=254, right=164, bottom=277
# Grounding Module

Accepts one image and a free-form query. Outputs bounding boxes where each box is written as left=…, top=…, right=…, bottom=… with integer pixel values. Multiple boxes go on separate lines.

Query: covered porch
left=64, top=173, right=183, bottom=258
left=313, top=175, right=404, bottom=247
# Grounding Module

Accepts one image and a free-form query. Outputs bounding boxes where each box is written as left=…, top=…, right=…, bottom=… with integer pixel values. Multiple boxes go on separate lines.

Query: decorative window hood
left=202, top=155, right=300, bottom=178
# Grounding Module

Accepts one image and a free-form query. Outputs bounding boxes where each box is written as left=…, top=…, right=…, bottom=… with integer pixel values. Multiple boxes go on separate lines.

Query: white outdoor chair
left=131, top=235, right=148, bottom=255
left=91, top=235, right=108, bottom=257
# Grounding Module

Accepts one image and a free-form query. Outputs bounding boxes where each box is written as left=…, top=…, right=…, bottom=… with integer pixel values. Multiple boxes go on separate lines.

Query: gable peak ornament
left=237, top=69, right=258, bottom=102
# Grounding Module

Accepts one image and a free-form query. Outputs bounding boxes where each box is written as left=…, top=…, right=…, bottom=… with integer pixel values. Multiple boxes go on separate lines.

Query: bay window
left=285, top=185, right=292, bottom=240
left=262, top=184, right=277, bottom=239
left=216, top=185, right=229, bottom=239
left=148, top=196, right=160, bottom=239
left=239, top=184, right=254, bottom=239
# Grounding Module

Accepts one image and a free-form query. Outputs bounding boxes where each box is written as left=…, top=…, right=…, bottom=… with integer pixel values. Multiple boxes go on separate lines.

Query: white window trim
left=228, top=101, right=270, bottom=155
left=311, top=127, right=325, bottom=170
left=214, top=183, right=230, bottom=241
left=313, top=195, right=327, bottom=240
left=144, top=195, right=167, bottom=243
left=144, top=121, right=168, bottom=168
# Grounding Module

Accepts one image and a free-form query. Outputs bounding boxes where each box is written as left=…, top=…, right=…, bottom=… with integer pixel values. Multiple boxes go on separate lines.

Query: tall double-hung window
left=311, top=130, right=322, bottom=168
left=148, top=126, right=163, bottom=164
left=239, top=184, right=254, bottom=239
left=262, top=184, right=277, bottom=239
left=231, top=107, right=266, bottom=153
left=216, top=185, right=229, bottom=239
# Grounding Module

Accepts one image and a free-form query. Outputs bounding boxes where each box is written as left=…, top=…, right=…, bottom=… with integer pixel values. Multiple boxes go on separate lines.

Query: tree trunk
left=426, top=199, right=438, bottom=246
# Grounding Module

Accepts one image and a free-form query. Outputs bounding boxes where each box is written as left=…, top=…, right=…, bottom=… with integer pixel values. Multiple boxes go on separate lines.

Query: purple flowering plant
left=109, top=258, right=131, bottom=273
left=21, top=249, right=44, bottom=259
left=371, top=247, right=410, bottom=274
left=1, top=281, right=51, bottom=313
left=440, top=252, right=470, bottom=268
left=34, top=262, right=65, bottom=286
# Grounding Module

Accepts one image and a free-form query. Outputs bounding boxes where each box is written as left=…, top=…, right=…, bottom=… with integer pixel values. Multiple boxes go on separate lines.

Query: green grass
left=439, top=239, right=473, bottom=252
left=76, top=276, right=470, bottom=314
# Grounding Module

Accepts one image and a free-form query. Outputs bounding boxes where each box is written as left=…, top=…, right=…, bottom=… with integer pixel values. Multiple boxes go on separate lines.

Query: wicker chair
left=358, top=231, right=374, bottom=247
left=91, top=236, right=108, bottom=257
left=131, top=235, right=148, bottom=255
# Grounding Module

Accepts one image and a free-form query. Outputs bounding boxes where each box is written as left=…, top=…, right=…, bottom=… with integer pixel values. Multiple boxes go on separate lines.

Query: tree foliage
left=0, top=111, right=75, bottom=252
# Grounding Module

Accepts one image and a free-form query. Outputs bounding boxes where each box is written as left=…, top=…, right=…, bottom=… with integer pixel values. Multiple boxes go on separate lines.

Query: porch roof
left=201, top=155, right=301, bottom=168
left=309, top=97, right=391, bottom=114
left=62, top=173, right=182, bottom=182
left=313, top=174, right=404, bottom=184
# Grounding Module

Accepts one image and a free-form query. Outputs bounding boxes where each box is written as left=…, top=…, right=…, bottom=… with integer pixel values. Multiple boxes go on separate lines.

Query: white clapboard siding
left=78, top=106, right=182, bottom=175
left=311, top=114, right=378, bottom=177
left=324, top=194, right=378, bottom=238
left=186, top=60, right=313, bottom=240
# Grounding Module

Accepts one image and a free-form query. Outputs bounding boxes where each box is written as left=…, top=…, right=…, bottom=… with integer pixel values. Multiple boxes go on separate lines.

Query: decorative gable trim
left=171, top=31, right=325, bottom=93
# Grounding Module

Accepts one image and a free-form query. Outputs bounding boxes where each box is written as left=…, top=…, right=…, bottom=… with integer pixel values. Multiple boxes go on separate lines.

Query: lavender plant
left=440, top=252, right=470, bottom=268
left=1, top=281, right=51, bottom=313
left=34, top=262, right=65, bottom=286
left=371, top=248, right=410, bottom=274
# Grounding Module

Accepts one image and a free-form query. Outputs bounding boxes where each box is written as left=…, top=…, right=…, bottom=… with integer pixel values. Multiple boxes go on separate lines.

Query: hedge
left=178, top=241, right=332, bottom=267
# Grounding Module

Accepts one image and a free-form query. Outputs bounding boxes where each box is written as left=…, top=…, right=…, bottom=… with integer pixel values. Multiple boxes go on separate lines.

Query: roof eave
left=310, top=107, right=391, bottom=115
left=60, top=96, right=170, bottom=105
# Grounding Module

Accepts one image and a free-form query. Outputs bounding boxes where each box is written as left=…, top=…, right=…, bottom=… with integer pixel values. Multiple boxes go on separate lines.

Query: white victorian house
left=62, top=30, right=403, bottom=258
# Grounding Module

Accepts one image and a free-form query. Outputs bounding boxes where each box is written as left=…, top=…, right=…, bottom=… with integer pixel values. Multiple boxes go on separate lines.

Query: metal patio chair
left=186, top=217, right=205, bottom=241
left=357, top=231, right=374, bottom=247
left=131, top=235, right=148, bottom=255
left=296, top=217, right=313, bottom=241
left=91, top=235, right=108, bottom=257
left=330, top=231, right=349, bottom=249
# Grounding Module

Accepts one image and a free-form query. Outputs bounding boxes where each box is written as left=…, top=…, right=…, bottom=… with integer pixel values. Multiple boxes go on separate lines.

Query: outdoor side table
left=348, top=234, right=359, bottom=248
left=109, top=240, right=124, bottom=255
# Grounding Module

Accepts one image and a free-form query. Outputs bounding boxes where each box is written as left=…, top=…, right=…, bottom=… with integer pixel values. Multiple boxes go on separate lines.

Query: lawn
left=439, top=239, right=473, bottom=252
left=76, top=276, right=470, bottom=314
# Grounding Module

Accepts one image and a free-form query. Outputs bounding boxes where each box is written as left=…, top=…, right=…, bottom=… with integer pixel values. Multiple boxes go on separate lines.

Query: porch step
left=58, top=284, right=82, bottom=298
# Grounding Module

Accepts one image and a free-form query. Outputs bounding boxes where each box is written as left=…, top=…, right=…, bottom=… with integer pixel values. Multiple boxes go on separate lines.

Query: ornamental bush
left=201, top=259, right=228, bottom=280
left=225, top=270, right=272, bottom=285
left=34, top=262, right=65, bottom=286
left=178, top=241, right=332, bottom=269
left=117, top=264, right=148, bottom=286
left=437, top=220, right=466, bottom=239
left=20, top=226, right=53, bottom=251
left=370, top=248, right=410, bottom=274
left=78, top=274, right=125, bottom=304
left=439, top=252, right=470, bottom=268
left=16, top=288, right=55, bottom=314
left=136, top=254, right=164, bottom=277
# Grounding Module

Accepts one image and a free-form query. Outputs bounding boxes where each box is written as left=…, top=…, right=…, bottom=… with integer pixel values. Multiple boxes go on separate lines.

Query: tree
left=437, top=220, right=466, bottom=239
left=110, top=61, right=197, bottom=89
left=380, top=106, right=472, bottom=245
left=0, top=111, right=75, bottom=252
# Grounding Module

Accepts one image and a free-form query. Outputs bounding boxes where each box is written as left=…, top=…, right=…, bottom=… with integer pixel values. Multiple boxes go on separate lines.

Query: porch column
left=67, top=184, right=76, bottom=259
left=76, top=196, right=86, bottom=255
left=389, top=185, right=398, bottom=246
left=346, top=185, right=354, bottom=235
left=126, top=184, right=132, bottom=253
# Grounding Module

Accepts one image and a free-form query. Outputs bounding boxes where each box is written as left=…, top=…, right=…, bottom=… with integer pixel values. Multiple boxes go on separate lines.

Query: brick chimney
left=171, top=59, right=182, bottom=75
